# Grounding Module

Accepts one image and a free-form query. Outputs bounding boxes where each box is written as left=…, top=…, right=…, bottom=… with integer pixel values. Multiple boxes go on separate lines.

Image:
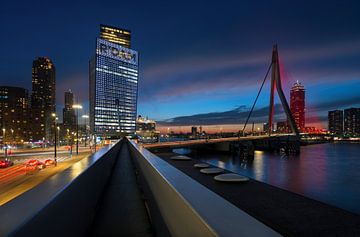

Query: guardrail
left=0, top=140, right=123, bottom=237
left=129, top=140, right=281, bottom=237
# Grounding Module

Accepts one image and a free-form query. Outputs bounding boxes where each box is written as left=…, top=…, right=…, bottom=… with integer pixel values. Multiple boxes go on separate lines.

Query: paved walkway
left=156, top=152, right=360, bottom=237
left=90, top=144, right=153, bottom=237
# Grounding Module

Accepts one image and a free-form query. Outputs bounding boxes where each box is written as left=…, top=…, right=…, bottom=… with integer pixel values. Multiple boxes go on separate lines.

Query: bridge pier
left=251, top=136, right=300, bottom=154
left=230, top=141, right=255, bottom=157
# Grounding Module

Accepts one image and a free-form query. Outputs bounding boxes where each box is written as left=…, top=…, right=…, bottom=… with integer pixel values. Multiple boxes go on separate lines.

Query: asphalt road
left=0, top=152, right=91, bottom=206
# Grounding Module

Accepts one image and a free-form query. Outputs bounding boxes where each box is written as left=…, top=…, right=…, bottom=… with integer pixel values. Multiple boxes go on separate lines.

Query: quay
left=145, top=134, right=301, bottom=155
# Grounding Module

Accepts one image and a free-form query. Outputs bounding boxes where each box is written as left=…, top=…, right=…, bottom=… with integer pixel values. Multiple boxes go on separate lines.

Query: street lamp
left=82, top=114, right=89, bottom=147
left=72, top=104, right=82, bottom=155
left=52, top=113, right=58, bottom=166
left=10, top=129, right=14, bottom=144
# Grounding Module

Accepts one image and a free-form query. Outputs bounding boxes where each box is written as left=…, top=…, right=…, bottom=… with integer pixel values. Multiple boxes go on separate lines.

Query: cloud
left=140, top=40, right=360, bottom=102
left=158, top=95, right=360, bottom=126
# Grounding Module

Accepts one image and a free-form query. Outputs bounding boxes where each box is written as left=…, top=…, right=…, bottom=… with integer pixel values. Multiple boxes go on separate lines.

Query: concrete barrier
left=128, top=140, right=281, bottom=237
left=0, top=140, right=123, bottom=237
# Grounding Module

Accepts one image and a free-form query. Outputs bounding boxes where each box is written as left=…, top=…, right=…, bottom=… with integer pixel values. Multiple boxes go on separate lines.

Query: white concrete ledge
left=129, top=140, right=282, bottom=237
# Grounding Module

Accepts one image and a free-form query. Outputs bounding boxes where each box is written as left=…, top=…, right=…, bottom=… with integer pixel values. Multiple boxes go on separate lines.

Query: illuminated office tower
left=90, top=25, right=138, bottom=137
left=290, top=81, right=305, bottom=132
left=100, top=24, right=131, bottom=48
left=31, top=57, right=56, bottom=141
left=0, top=86, right=29, bottom=142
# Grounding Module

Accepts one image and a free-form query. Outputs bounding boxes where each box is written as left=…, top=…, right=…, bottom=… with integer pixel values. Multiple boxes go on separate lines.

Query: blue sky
left=0, top=0, right=359, bottom=127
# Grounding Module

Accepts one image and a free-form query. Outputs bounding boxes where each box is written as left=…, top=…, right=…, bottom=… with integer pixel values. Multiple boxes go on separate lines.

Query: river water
left=186, top=143, right=360, bottom=215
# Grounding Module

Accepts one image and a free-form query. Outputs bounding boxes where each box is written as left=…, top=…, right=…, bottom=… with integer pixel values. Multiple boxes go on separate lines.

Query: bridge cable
left=241, top=62, right=273, bottom=135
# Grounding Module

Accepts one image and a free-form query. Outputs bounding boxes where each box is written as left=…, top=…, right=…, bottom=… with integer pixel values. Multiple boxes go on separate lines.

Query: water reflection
left=192, top=143, right=360, bottom=215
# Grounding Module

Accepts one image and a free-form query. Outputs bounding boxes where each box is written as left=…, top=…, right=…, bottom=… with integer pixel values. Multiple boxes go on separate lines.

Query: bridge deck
left=155, top=151, right=360, bottom=237
left=144, top=135, right=295, bottom=149
left=90, top=143, right=153, bottom=236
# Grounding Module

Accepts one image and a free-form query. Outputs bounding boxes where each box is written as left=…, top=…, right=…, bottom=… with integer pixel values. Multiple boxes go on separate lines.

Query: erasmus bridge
left=1, top=46, right=359, bottom=237
left=145, top=45, right=301, bottom=155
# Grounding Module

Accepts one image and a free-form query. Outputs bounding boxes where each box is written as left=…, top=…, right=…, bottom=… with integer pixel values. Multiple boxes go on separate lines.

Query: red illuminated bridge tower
left=268, top=45, right=299, bottom=137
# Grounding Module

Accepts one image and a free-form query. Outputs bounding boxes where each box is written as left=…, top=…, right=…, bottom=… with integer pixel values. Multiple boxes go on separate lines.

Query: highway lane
left=0, top=152, right=91, bottom=206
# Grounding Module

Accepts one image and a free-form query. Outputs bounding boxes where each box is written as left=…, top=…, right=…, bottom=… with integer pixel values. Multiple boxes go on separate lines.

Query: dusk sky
left=1, top=0, right=359, bottom=129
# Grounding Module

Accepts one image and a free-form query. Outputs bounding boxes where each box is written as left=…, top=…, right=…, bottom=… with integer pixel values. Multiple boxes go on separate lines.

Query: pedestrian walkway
left=90, top=143, right=153, bottom=236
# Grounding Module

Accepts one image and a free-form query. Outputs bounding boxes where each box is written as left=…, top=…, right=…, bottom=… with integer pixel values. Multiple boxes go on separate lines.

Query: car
left=44, top=159, right=55, bottom=166
left=0, top=159, right=14, bottom=168
left=26, top=159, right=46, bottom=170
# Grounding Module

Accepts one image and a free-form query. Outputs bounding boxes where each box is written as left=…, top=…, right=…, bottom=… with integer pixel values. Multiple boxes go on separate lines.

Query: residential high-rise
left=290, top=81, right=305, bottom=132
left=31, top=57, right=56, bottom=141
left=90, top=25, right=138, bottom=137
left=100, top=24, right=131, bottom=48
left=344, top=108, right=360, bottom=136
left=0, top=86, right=29, bottom=143
left=328, top=110, right=343, bottom=135
left=63, top=89, right=76, bottom=132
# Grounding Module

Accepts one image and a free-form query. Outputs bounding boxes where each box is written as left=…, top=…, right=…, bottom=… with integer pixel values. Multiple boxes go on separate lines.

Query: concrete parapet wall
left=0, top=140, right=124, bottom=237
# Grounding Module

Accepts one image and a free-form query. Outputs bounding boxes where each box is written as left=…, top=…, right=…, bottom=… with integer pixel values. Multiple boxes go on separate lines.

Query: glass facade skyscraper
left=90, top=26, right=138, bottom=137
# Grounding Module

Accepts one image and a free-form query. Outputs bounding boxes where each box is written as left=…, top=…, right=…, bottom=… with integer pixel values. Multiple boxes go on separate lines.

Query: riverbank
left=155, top=151, right=360, bottom=236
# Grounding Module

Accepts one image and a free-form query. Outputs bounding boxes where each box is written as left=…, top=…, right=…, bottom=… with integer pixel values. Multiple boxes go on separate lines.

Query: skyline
left=1, top=1, right=360, bottom=129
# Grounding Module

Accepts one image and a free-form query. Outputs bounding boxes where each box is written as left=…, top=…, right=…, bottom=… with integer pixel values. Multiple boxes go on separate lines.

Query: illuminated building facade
left=0, top=86, right=29, bottom=143
left=31, top=57, right=56, bottom=141
left=90, top=25, right=138, bottom=137
left=63, top=89, right=76, bottom=132
left=328, top=110, right=343, bottom=135
left=290, top=81, right=305, bottom=132
left=344, top=108, right=360, bottom=136
left=276, top=121, right=288, bottom=133
left=135, top=115, right=159, bottom=143
left=100, top=24, right=131, bottom=48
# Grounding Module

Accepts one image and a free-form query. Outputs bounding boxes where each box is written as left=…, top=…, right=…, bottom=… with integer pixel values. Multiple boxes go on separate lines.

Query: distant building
left=191, top=126, right=198, bottom=137
left=328, top=110, right=343, bottom=135
left=263, top=123, right=274, bottom=133
left=276, top=121, right=288, bottom=133
left=344, top=108, right=360, bottom=136
left=31, top=57, right=56, bottom=141
left=290, top=81, right=305, bottom=132
left=90, top=25, right=138, bottom=138
left=0, top=86, right=29, bottom=143
left=62, top=89, right=76, bottom=132
left=135, top=116, right=159, bottom=143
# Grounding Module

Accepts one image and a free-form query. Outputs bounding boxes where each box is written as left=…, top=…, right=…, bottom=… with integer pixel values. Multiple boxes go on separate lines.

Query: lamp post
left=82, top=115, right=89, bottom=147
left=2, top=128, right=6, bottom=159
left=10, top=129, right=14, bottom=144
left=57, top=126, right=60, bottom=147
left=51, top=113, right=58, bottom=166
left=72, top=104, right=82, bottom=155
